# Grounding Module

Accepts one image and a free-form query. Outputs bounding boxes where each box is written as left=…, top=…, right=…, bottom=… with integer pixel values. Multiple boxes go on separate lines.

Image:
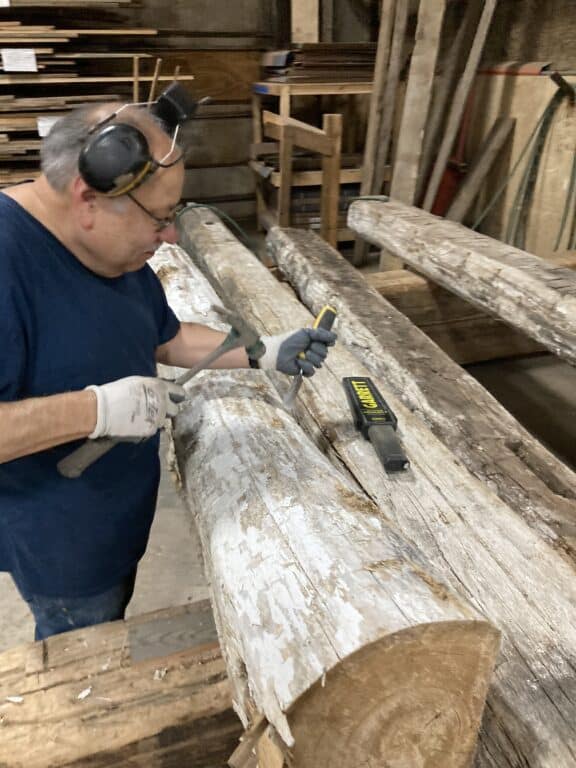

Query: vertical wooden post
left=148, top=57, right=163, bottom=105
left=389, top=0, right=446, bottom=206
left=278, top=125, right=294, bottom=227
left=372, top=0, right=409, bottom=195
left=320, top=113, right=342, bottom=247
left=353, top=0, right=398, bottom=266
left=132, top=55, right=140, bottom=102
left=360, top=0, right=396, bottom=198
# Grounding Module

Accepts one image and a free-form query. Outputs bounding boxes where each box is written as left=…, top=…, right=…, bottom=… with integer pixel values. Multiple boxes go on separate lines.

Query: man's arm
left=0, top=391, right=97, bottom=464
left=156, top=323, right=249, bottom=369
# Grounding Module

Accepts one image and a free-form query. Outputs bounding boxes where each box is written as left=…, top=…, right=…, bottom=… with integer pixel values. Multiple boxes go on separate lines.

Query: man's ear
left=71, top=176, right=97, bottom=229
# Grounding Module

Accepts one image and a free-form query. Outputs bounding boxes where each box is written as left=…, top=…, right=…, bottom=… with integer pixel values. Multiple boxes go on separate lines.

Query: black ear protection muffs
left=78, top=82, right=203, bottom=198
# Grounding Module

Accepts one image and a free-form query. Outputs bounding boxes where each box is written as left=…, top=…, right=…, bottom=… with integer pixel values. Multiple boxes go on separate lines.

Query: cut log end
left=288, top=621, right=499, bottom=768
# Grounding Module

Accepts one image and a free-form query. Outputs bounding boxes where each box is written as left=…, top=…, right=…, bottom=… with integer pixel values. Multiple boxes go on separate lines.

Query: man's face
left=77, top=136, right=186, bottom=278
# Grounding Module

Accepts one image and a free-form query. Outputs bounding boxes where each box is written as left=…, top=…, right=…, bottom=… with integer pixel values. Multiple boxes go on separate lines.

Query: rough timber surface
left=178, top=209, right=576, bottom=767
left=350, top=199, right=576, bottom=365
left=0, top=602, right=241, bottom=768
left=162, top=240, right=497, bottom=766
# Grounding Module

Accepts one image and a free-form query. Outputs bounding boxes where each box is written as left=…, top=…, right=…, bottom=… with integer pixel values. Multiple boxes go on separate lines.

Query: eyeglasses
left=126, top=193, right=186, bottom=231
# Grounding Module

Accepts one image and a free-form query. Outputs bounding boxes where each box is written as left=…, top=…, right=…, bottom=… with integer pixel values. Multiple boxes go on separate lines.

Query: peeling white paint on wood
left=154, top=238, right=499, bottom=765
left=177, top=211, right=576, bottom=766
left=348, top=198, right=576, bottom=365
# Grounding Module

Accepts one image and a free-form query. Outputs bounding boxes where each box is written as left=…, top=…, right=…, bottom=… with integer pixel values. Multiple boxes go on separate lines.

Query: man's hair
left=40, top=103, right=167, bottom=193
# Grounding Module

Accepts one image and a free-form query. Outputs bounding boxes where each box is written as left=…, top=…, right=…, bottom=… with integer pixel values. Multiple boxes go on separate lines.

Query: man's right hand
left=87, top=376, right=186, bottom=440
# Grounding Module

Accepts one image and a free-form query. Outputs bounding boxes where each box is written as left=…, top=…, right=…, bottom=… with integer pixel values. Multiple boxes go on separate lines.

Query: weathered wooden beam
left=350, top=198, right=576, bottom=365
left=177, top=210, right=576, bottom=766
left=0, top=602, right=242, bottom=768
left=264, top=225, right=576, bottom=767
left=172, top=217, right=499, bottom=766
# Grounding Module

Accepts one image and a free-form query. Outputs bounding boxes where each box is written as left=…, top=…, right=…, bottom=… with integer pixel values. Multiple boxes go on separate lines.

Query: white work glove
left=87, top=376, right=186, bottom=439
left=258, top=328, right=337, bottom=377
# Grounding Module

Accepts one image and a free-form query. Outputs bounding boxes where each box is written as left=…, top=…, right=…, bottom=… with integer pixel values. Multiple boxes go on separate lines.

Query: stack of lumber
left=175, top=208, right=576, bottom=767
left=0, top=601, right=243, bottom=767
left=262, top=43, right=377, bottom=82
left=0, top=3, right=208, bottom=188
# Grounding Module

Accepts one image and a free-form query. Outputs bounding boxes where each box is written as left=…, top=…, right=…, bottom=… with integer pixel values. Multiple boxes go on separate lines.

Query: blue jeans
left=13, top=570, right=137, bottom=641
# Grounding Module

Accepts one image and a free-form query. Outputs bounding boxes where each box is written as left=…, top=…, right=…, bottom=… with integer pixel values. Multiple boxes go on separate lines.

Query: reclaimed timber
left=0, top=602, right=242, bottom=767
left=446, top=117, right=516, bottom=222
left=265, top=226, right=576, bottom=767
left=175, top=214, right=498, bottom=765
left=389, top=0, right=446, bottom=206
left=360, top=0, right=395, bottom=198
left=373, top=0, right=409, bottom=195
left=365, top=268, right=544, bottom=363
left=350, top=199, right=576, bottom=365
left=353, top=0, right=395, bottom=266
left=423, top=0, right=498, bottom=211
left=177, top=210, right=576, bottom=766
left=417, top=0, right=480, bottom=203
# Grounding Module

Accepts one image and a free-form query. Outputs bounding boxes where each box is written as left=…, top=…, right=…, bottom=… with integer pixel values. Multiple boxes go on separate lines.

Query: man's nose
left=159, top=222, right=179, bottom=244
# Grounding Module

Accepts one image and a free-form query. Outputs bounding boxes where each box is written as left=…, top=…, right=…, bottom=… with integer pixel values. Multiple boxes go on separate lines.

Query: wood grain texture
left=389, top=0, right=446, bottom=205
left=175, top=214, right=499, bottom=765
left=350, top=199, right=576, bottom=364
left=0, top=603, right=241, bottom=767
left=264, top=225, right=576, bottom=767
left=176, top=213, right=576, bottom=765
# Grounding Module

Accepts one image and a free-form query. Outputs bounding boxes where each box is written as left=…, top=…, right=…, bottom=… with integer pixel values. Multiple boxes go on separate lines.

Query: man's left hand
left=258, top=328, right=337, bottom=377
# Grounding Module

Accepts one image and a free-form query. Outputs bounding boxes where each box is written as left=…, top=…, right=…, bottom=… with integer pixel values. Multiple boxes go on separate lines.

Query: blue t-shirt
left=0, top=193, right=180, bottom=597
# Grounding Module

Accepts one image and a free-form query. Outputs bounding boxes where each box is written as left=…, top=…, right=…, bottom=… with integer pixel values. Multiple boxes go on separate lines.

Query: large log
left=350, top=198, right=576, bottom=365
left=175, top=210, right=576, bottom=766
left=155, top=240, right=499, bottom=766
left=0, top=602, right=242, bottom=768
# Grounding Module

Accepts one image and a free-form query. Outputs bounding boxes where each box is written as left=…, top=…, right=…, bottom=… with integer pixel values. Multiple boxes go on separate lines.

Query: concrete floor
left=0, top=354, right=574, bottom=655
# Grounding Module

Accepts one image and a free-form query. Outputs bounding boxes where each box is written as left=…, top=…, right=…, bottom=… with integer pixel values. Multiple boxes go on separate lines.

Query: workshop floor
left=0, top=355, right=574, bottom=654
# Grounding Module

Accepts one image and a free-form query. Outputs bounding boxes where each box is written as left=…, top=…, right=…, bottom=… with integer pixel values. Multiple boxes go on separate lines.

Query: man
left=0, top=100, right=336, bottom=640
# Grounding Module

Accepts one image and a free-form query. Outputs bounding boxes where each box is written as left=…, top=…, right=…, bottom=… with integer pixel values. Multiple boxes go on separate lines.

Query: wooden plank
left=372, top=0, right=409, bottom=195
left=175, top=216, right=499, bottom=766
left=389, top=0, right=446, bottom=206
left=360, top=0, right=396, bottom=198
left=417, top=0, right=480, bottom=203
left=291, top=0, right=320, bottom=43
left=263, top=115, right=334, bottom=156
left=446, top=116, right=515, bottom=221
left=266, top=225, right=576, bottom=768
left=0, top=602, right=242, bottom=767
left=423, top=0, right=499, bottom=211
left=253, top=81, right=372, bottom=97
left=320, top=113, right=342, bottom=246
left=350, top=198, right=576, bottom=365
left=277, top=125, right=293, bottom=227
